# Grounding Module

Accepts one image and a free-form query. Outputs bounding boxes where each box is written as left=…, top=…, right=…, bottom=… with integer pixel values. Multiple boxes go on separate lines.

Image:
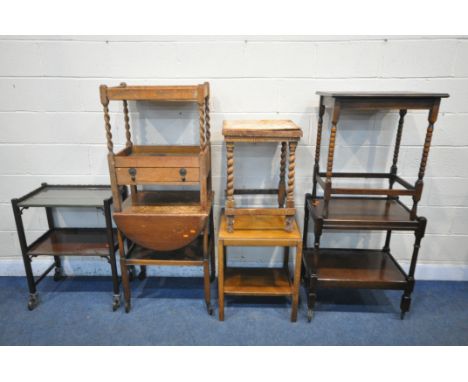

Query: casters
left=206, top=302, right=214, bottom=316
left=27, top=293, right=39, bottom=311
left=128, top=266, right=136, bottom=282
left=138, top=266, right=147, bottom=281
left=307, top=308, right=314, bottom=322
left=125, top=301, right=131, bottom=313
left=112, top=294, right=121, bottom=311
left=53, top=266, right=64, bottom=281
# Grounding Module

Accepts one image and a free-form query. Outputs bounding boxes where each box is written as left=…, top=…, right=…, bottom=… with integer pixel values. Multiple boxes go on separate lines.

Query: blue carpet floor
left=0, top=276, right=466, bottom=345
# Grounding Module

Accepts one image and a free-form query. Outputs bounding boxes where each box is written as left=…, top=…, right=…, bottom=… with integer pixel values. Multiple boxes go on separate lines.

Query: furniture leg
left=285, top=141, right=297, bottom=231
left=117, top=231, right=131, bottom=313
left=226, top=142, right=235, bottom=232
left=45, top=206, right=64, bottom=281
left=383, top=230, right=392, bottom=252
left=12, top=199, right=39, bottom=310
left=218, top=241, right=225, bottom=321
left=307, top=271, right=318, bottom=323
left=209, top=209, right=215, bottom=282
left=290, top=242, right=303, bottom=322
left=312, top=98, right=325, bottom=200
left=138, top=265, right=147, bottom=280
left=324, top=103, right=341, bottom=218
left=203, top=218, right=213, bottom=315
left=104, top=199, right=120, bottom=311
left=278, top=142, right=287, bottom=207
left=401, top=218, right=426, bottom=319
left=283, top=247, right=290, bottom=270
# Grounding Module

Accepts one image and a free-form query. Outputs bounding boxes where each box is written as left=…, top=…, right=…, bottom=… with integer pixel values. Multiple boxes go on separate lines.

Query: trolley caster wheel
left=53, top=267, right=64, bottom=281
left=28, top=294, right=38, bottom=311
left=128, top=266, right=136, bottom=282
left=112, top=295, right=121, bottom=311
left=125, top=302, right=131, bottom=313
left=307, top=309, right=314, bottom=322
left=400, top=311, right=406, bottom=320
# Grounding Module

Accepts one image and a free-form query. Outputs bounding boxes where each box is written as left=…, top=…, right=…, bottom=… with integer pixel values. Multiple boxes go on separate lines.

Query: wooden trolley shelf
left=126, top=236, right=205, bottom=266
left=28, top=228, right=116, bottom=257
left=224, top=267, right=292, bottom=296
left=307, top=195, right=422, bottom=230
left=303, top=248, right=407, bottom=289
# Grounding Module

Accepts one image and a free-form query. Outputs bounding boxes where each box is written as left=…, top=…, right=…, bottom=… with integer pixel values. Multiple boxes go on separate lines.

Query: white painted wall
left=1, top=35, right=467, bottom=280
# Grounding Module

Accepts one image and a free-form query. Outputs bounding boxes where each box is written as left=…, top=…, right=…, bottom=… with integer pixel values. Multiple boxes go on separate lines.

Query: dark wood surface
left=316, top=91, right=449, bottom=98
left=28, top=228, right=115, bottom=257
left=303, top=248, right=407, bottom=289
left=223, top=268, right=292, bottom=296
left=18, top=185, right=112, bottom=208
left=307, top=196, right=421, bottom=229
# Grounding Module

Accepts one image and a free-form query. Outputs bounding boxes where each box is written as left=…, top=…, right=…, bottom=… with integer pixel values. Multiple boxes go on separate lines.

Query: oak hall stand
left=219, top=120, right=303, bottom=321
left=303, top=92, right=449, bottom=321
left=11, top=184, right=120, bottom=310
left=100, top=83, right=215, bottom=314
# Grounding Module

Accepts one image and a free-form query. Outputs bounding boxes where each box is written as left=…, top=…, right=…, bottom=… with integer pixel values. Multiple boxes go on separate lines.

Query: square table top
left=222, top=120, right=303, bottom=141
left=316, top=91, right=449, bottom=98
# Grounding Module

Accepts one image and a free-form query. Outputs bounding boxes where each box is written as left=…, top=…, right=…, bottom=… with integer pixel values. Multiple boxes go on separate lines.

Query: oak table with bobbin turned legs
left=218, top=120, right=303, bottom=321
left=302, top=92, right=449, bottom=321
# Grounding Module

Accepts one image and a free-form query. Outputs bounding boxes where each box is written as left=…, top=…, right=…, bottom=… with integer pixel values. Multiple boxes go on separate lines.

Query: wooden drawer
left=116, top=167, right=199, bottom=185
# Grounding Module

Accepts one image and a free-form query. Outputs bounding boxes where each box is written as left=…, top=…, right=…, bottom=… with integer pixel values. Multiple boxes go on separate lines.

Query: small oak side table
left=217, top=211, right=303, bottom=322
left=11, top=184, right=121, bottom=311
left=222, top=120, right=302, bottom=232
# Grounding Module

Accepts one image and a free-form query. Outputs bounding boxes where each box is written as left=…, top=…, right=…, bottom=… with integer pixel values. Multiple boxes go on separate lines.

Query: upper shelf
left=316, top=91, right=449, bottom=98
left=101, top=83, right=209, bottom=102
left=16, top=184, right=112, bottom=208
left=317, top=91, right=449, bottom=111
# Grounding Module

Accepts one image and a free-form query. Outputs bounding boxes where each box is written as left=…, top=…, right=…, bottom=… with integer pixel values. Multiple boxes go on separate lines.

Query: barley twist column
left=226, top=142, right=235, bottom=232
left=199, top=102, right=206, bottom=150
left=205, top=97, right=211, bottom=144
left=103, top=104, right=113, bottom=154
left=278, top=142, right=287, bottom=207
left=285, top=141, right=297, bottom=231
left=312, top=101, right=325, bottom=200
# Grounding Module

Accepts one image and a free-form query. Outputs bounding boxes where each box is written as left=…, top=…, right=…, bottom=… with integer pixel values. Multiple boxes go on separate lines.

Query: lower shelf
left=224, top=267, right=292, bottom=296
left=303, top=248, right=408, bottom=289
left=28, top=228, right=115, bottom=257
left=125, top=236, right=205, bottom=266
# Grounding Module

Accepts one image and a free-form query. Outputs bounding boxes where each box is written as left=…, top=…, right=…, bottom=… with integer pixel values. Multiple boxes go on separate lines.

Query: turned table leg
left=226, top=142, right=235, bottom=232
left=285, top=141, right=297, bottom=231
left=291, top=241, right=303, bottom=322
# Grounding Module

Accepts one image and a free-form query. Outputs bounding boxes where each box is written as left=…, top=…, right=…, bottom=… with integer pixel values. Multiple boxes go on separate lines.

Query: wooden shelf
left=224, top=267, right=292, bottom=296
left=28, top=228, right=114, bottom=257
left=126, top=236, right=204, bottom=266
left=308, top=196, right=422, bottom=230
left=303, top=248, right=407, bottom=289
left=218, top=212, right=301, bottom=246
